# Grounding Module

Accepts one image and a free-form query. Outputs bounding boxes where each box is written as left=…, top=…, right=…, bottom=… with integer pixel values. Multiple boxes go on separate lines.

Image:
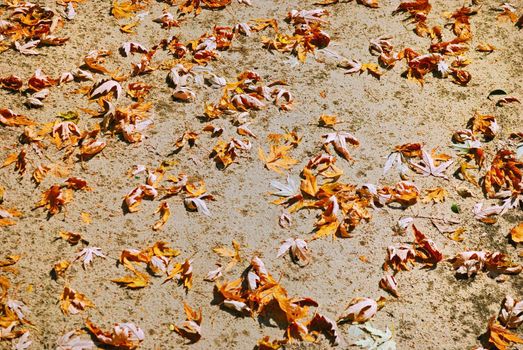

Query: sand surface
left=0, top=0, right=522, bottom=349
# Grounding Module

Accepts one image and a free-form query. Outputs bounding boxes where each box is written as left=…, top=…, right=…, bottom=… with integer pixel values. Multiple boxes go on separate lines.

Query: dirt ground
left=0, top=0, right=522, bottom=349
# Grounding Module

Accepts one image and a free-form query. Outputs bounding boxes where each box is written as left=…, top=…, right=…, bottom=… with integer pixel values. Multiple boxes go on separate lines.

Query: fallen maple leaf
left=111, top=0, right=143, bottom=19
left=410, top=150, right=453, bottom=179
left=0, top=109, right=35, bottom=127
left=308, top=313, right=344, bottom=346
left=258, top=144, right=298, bottom=174
left=488, top=317, right=523, bottom=350
left=60, top=286, right=94, bottom=315
left=477, top=43, right=496, bottom=53
left=379, top=275, right=399, bottom=298
left=318, top=115, right=337, bottom=128
left=499, top=296, right=523, bottom=329
left=338, top=298, right=378, bottom=324
left=13, top=331, right=31, bottom=350
left=277, top=238, right=310, bottom=266
left=74, top=247, right=106, bottom=269
left=52, top=261, right=71, bottom=278
left=213, top=240, right=242, bottom=270
left=383, top=245, right=415, bottom=272
left=152, top=202, right=170, bottom=231
left=35, top=185, right=73, bottom=216
left=89, top=79, right=122, bottom=100
left=171, top=303, right=202, bottom=343
left=322, top=132, right=360, bottom=162
left=112, top=271, right=150, bottom=289
left=86, top=320, right=144, bottom=349
left=422, top=187, right=447, bottom=203
left=412, top=225, right=443, bottom=266
left=15, top=40, right=40, bottom=55
left=58, top=231, right=86, bottom=246
left=165, top=259, right=193, bottom=290
left=56, top=331, right=95, bottom=350
left=510, top=223, right=523, bottom=243
left=184, top=195, right=213, bottom=216
left=205, top=264, right=223, bottom=282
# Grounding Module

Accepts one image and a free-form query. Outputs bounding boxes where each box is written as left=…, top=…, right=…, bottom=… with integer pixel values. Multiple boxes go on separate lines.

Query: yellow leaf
left=476, top=42, right=496, bottom=53
left=313, top=220, right=339, bottom=240
left=81, top=212, right=92, bottom=224
left=300, top=167, right=318, bottom=197
left=318, top=115, right=337, bottom=127
left=2, top=152, right=18, bottom=168
left=450, top=227, right=465, bottom=242
left=120, top=21, right=139, bottom=34
left=111, top=0, right=141, bottom=19
left=213, top=240, right=241, bottom=270
left=510, top=223, right=523, bottom=243
left=0, top=218, right=16, bottom=226
left=53, top=260, right=70, bottom=277
left=152, top=202, right=170, bottom=231
left=489, top=317, right=523, bottom=350
left=60, top=286, right=95, bottom=315
left=361, top=63, right=383, bottom=79
left=112, top=272, right=149, bottom=289
left=152, top=241, right=180, bottom=258
left=422, top=187, right=447, bottom=203
left=59, top=231, right=84, bottom=245
left=32, top=165, right=50, bottom=184
left=258, top=145, right=298, bottom=174
left=460, top=162, right=479, bottom=187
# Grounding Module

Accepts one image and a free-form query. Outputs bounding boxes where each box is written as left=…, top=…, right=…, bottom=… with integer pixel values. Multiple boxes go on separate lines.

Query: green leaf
left=57, top=111, right=79, bottom=121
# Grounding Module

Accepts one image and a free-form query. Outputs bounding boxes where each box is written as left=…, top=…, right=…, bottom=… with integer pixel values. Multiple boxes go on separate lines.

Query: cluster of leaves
left=449, top=113, right=523, bottom=224
left=0, top=256, right=33, bottom=349
left=334, top=0, right=522, bottom=86
left=112, top=241, right=193, bottom=290
left=124, top=163, right=214, bottom=222
left=0, top=2, right=70, bottom=55
left=261, top=9, right=331, bottom=63
left=0, top=0, right=522, bottom=348
left=472, top=296, right=523, bottom=350
left=215, top=256, right=344, bottom=347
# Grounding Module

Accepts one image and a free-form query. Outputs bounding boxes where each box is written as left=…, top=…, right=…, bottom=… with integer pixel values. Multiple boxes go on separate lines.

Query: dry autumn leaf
left=60, top=286, right=94, bottom=315
left=499, top=296, right=523, bottom=329
left=112, top=271, right=150, bottom=289
left=213, top=240, right=242, bottom=270
left=171, top=303, right=202, bottom=343
left=86, top=320, right=144, bottom=349
left=152, top=201, right=170, bottom=231
left=258, top=144, right=298, bottom=174
left=510, top=223, right=523, bottom=243
left=422, top=187, right=447, bottom=203
left=338, top=297, right=378, bottom=324
left=488, top=317, right=523, bottom=350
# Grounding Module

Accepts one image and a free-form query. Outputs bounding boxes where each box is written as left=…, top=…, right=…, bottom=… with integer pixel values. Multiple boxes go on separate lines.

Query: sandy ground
left=0, top=0, right=522, bottom=349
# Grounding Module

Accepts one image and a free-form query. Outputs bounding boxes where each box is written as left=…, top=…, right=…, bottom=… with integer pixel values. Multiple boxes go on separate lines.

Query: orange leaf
left=510, top=223, right=523, bottom=243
